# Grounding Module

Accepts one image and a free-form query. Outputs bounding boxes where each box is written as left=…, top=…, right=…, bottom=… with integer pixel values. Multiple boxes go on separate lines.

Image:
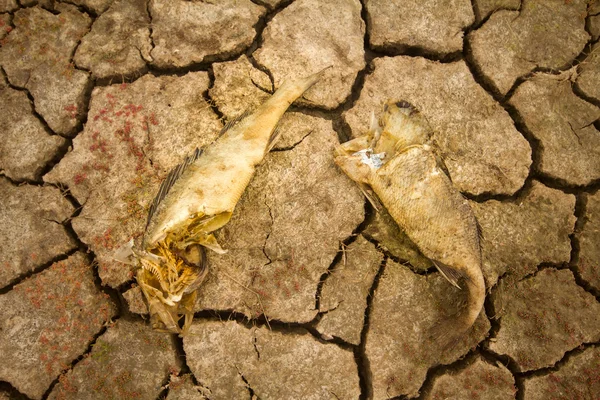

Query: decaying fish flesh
left=333, top=100, right=485, bottom=346
left=118, top=68, right=329, bottom=335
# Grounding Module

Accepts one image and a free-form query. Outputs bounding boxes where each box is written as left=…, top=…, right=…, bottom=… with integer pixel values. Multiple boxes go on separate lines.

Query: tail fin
left=428, top=275, right=486, bottom=352
left=273, top=65, right=333, bottom=104
left=244, top=66, right=332, bottom=153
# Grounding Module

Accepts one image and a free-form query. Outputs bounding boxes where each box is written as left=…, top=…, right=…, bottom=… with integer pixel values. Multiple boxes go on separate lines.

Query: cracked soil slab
left=577, top=191, right=600, bottom=292
left=344, top=56, right=532, bottom=196
left=122, top=284, right=147, bottom=315
left=0, top=253, right=117, bottom=399
left=426, top=356, right=516, bottom=400
left=19, top=0, right=54, bottom=8
left=184, top=320, right=360, bottom=399
left=74, top=0, right=152, bottom=80
left=0, top=13, right=11, bottom=40
left=0, top=75, right=67, bottom=181
left=510, top=71, right=600, bottom=186
left=166, top=374, right=208, bottom=400
left=254, top=0, right=365, bottom=109
left=470, top=181, right=576, bottom=287
left=490, top=268, right=600, bottom=372
left=577, top=43, right=600, bottom=101
left=149, top=0, right=265, bottom=69
left=472, top=0, right=520, bottom=22
left=0, top=0, right=16, bottom=13
left=45, top=72, right=221, bottom=288
left=65, top=0, right=113, bottom=15
left=209, top=54, right=272, bottom=121
left=195, top=113, right=364, bottom=322
left=0, top=5, right=91, bottom=136
left=366, top=260, right=490, bottom=399
left=49, top=319, right=179, bottom=400
left=589, top=14, right=600, bottom=41
left=468, top=0, right=589, bottom=95
left=364, top=0, right=474, bottom=55
left=316, top=235, right=382, bottom=345
left=0, top=180, right=77, bottom=288
left=523, top=346, right=600, bottom=400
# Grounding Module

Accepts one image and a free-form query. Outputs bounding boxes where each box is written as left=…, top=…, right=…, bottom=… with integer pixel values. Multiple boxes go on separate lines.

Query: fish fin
left=368, top=111, right=383, bottom=148
left=432, top=260, right=469, bottom=289
left=434, top=151, right=452, bottom=181
left=427, top=317, right=463, bottom=354
left=146, top=147, right=203, bottom=227
left=200, top=233, right=227, bottom=254
left=266, top=124, right=282, bottom=153
left=219, top=109, right=251, bottom=136
left=475, top=217, right=484, bottom=242
left=358, top=183, right=382, bottom=212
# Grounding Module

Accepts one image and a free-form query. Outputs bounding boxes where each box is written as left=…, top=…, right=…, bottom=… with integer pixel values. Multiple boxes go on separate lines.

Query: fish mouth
left=136, top=242, right=210, bottom=334
left=353, top=148, right=386, bottom=170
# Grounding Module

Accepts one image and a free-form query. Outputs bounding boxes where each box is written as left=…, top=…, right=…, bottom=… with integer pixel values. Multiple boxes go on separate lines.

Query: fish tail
left=240, top=66, right=332, bottom=150
left=464, top=271, right=486, bottom=329
left=428, top=267, right=486, bottom=351
left=271, top=65, right=332, bottom=105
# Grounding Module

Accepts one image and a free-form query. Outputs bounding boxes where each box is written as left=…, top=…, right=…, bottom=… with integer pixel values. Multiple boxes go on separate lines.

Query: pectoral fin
left=266, top=125, right=282, bottom=153
left=358, top=183, right=383, bottom=212
left=432, top=260, right=469, bottom=290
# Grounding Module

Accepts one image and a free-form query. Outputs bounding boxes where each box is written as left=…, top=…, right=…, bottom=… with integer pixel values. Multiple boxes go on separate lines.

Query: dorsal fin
left=146, top=147, right=203, bottom=227
left=475, top=217, right=484, bottom=242
left=266, top=124, right=282, bottom=153
left=219, top=109, right=251, bottom=136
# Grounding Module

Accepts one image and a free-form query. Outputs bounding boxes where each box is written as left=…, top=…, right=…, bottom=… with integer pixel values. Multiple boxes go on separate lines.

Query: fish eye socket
left=395, top=101, right=416, bottom=113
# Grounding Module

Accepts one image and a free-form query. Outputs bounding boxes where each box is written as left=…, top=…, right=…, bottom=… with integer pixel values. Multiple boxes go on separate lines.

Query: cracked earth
left=0, top=0, right=599, bottom=399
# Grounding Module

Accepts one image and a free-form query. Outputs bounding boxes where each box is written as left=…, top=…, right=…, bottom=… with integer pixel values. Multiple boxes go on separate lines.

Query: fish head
left=375, top=100, right=433, bottom=155
left=135, top=242, right=209, bottom=334
left=333, top=136, right=381, bottom=184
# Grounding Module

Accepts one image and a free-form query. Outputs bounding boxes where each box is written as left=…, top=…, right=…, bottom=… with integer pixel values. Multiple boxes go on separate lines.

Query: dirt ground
left=1, top=0, right=599, bottom=399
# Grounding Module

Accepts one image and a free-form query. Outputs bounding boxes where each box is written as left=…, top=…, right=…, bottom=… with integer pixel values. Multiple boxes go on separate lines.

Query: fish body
left=128, top=69, right=329, bottom=335
left=334, top=100, right=485, bottom=344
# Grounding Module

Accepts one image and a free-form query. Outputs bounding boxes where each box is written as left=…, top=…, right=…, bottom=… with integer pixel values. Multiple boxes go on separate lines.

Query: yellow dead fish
left=334, top=100, right=485, bottom=346
left=117, top=68, right=329, bottom=335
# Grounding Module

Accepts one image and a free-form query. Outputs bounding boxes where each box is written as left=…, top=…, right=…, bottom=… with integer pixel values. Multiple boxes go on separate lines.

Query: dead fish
left=117, top=68, right=329, bottom=336
left=334, top=100, right=485, bottom=346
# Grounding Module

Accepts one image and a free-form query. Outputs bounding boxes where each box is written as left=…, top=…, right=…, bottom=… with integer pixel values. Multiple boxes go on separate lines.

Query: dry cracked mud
left=1, top=0, right=599, bottom=399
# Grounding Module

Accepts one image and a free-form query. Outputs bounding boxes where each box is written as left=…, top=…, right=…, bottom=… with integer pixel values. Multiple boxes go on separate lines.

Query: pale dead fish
left=117, top=68, right=329, bottom=335
left=334, top=100, right=485, bottom=346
